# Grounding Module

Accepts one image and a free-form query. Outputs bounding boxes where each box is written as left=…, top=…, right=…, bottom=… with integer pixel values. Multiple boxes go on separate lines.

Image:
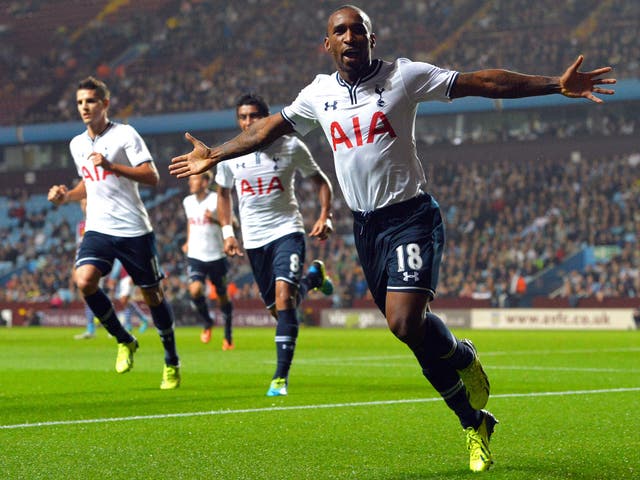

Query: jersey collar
left=335, top=59, right=383, bottom=105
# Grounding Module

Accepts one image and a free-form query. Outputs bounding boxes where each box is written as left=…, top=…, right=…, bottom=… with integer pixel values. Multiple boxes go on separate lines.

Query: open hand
left=560, top=55, right=616, bottom=103
left=169, top=132, right=215, bottom=178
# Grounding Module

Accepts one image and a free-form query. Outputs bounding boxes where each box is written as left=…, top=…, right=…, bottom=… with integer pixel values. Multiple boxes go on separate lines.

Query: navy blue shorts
left=246, top=232, right=306, bottom=309
left=187, top=257, right=230, bottom=296
left=76, top=231, right=165, bottom=289
left=352, top=194, right=445, bottom=314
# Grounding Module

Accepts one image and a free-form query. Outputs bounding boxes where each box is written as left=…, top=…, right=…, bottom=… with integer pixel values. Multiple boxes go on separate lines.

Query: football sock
left=221, top=302, right=233, bottom=342
left=84, top=305, right=96, bottom=334
left=274, top=308, right=298, bottom=379
left=84, top=290, right=133, bottom=343
left=420, top=359, right=482, bottom=429
left=421, top=313, right=474, bottom=368
left=150, top=299, right=179, bottom=366
left=298, top=277, right=311, bottom=301
left=409, top=312, right=480, bottom=428
left=123, top=303, right=133, bottom=331
left=192, top=295, right=213, bottom=328
left=129, top=301, right=149, bottom=323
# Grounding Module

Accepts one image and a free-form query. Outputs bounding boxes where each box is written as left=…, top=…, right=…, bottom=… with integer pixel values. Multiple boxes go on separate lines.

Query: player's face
left=325, top=8, right=375, bottom=80
left=236, top=104, right=264, bottom=132
left=76, top=89, right=108, bottom=127
left=188, top=174, right=208, bottom=194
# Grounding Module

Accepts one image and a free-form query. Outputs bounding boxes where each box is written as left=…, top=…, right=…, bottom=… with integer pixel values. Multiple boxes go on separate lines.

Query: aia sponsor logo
left=329, top=112, right=396, bottom=151
left=240, top=176, right=284, bottom=196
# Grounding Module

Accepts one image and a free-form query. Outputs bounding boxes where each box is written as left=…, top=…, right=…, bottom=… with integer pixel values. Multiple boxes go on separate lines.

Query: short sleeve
left=281, top=77, right=323, bottom=136
left=215, top=161, right=234, bottom=189
left=123, top=125, right=153, bottom=166
left=398, top=58, right=459, bottom=103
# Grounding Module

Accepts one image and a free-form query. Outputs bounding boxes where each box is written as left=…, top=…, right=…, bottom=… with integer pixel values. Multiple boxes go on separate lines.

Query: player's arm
left=91, top=154, right=159, bottom=186
left=47, top=180, right=86, bottom=206
left=169, top=113, right=295, bottom=178
left=307, top=172, right=333, bottom=241
left=217, top=185, right=243, bottom=257
left=204, top=209, right=220, bottom=225
left=182, top=221, right=190, bottom=255
left=451, top=55, right=615, bottom=104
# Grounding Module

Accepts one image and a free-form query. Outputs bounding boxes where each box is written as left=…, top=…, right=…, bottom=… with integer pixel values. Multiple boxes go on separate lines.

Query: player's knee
left=188, top=281, right=203, bottom=299
left=275, top=284, right=297, bottom=309
left=74, top=272, right=99, bottom=296
left=141, top=286, right=164, bottom=307
left=387, top=314, right=423, bottom=348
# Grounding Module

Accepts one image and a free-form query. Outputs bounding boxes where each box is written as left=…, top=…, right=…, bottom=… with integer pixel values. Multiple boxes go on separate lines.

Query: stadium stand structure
left=0, top=0, right=638, bottom=125
left=0, top=1, right=637, bottom=313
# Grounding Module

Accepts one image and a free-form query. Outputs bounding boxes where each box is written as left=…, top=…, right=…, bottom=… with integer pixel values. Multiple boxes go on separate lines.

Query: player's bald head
left=327, top=5, right=373, bottom=34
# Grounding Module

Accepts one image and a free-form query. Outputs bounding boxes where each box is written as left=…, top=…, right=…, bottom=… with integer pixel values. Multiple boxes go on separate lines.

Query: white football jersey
left=69, top=122, right=153, bottom=236
left=282, top=58, right=458, bottom=212
left=182, top=191, right=226, bottom=262
left=215, top=135, right=321, bottom=249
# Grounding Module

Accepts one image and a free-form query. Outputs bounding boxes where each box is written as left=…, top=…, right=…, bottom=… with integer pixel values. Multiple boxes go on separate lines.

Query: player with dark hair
left=216, top=92, right=334, bottom=396
left=182, top=170, right=235, bottom=349
left=48, top=76, right=181, bottom=389
left=169, top=5, right=616, bottom=471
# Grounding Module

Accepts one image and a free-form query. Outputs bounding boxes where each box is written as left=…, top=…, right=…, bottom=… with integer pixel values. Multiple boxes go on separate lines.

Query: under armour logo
left=272, top=157, right=280, bottom=171
left=375, top=85, right=385, bottom=107
left=236, top=162, right=246, bottom=169
left=403, top=271, right=419, bottom=282
left=324, top=101, right=338, bottom=111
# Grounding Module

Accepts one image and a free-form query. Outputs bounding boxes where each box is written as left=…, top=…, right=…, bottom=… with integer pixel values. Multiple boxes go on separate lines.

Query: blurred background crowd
left=0, top=0, right=638, bottom=312
left=1, top=0, right=638, bottom=125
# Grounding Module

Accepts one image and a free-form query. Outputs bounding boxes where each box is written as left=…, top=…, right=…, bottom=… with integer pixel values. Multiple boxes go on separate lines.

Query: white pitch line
left=488, top=366, right=640, bottom=373
left=1, top=387, right=639, bottom=431
left=295, top=359, right=639, bottom=373
left=296, top=347, right=640, bottom=364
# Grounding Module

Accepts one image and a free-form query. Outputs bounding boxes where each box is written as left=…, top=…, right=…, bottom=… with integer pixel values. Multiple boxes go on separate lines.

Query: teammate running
left=216, top=93, right=334, bottom=396
left=49, top=76, right=181, bottom=389
left=182, top=171, right=235, bottom=350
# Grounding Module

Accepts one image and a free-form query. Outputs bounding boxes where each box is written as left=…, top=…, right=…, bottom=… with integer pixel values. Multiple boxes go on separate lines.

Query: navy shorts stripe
left=76, top=231, right=164, bottom=288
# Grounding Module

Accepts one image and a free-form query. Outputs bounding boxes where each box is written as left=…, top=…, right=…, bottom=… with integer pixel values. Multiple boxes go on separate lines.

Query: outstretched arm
left=451, top=55, right=616, bottom=104
left=169, top=113, right=295, bottom=178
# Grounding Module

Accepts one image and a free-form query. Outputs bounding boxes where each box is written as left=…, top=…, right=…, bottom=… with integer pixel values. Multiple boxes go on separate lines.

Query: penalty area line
left=2, top=386, right=639, bottom=430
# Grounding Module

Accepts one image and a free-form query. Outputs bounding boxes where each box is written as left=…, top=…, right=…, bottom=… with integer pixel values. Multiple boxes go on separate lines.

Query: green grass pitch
left=1, top=326, right=638, bottom=479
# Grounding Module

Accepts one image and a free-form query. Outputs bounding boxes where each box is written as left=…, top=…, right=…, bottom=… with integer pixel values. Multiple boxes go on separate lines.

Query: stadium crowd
left=1, top=0, right=638, bottom=125
left=2, top=147, right=638, bottom=309
left=0, top=1, right=638, bottom=311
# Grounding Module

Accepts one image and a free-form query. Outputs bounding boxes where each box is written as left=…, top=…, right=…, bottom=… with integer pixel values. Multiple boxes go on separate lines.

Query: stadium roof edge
left=1, top=79, right=638, bottom=146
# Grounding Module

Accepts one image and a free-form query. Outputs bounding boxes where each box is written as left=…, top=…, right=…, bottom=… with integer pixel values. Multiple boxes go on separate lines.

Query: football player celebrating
left=169, top=5, right=616, bottom=471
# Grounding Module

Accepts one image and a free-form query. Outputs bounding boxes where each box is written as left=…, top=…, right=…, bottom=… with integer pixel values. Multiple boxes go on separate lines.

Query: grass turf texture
left=1, top=326, right=638, bottom=479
